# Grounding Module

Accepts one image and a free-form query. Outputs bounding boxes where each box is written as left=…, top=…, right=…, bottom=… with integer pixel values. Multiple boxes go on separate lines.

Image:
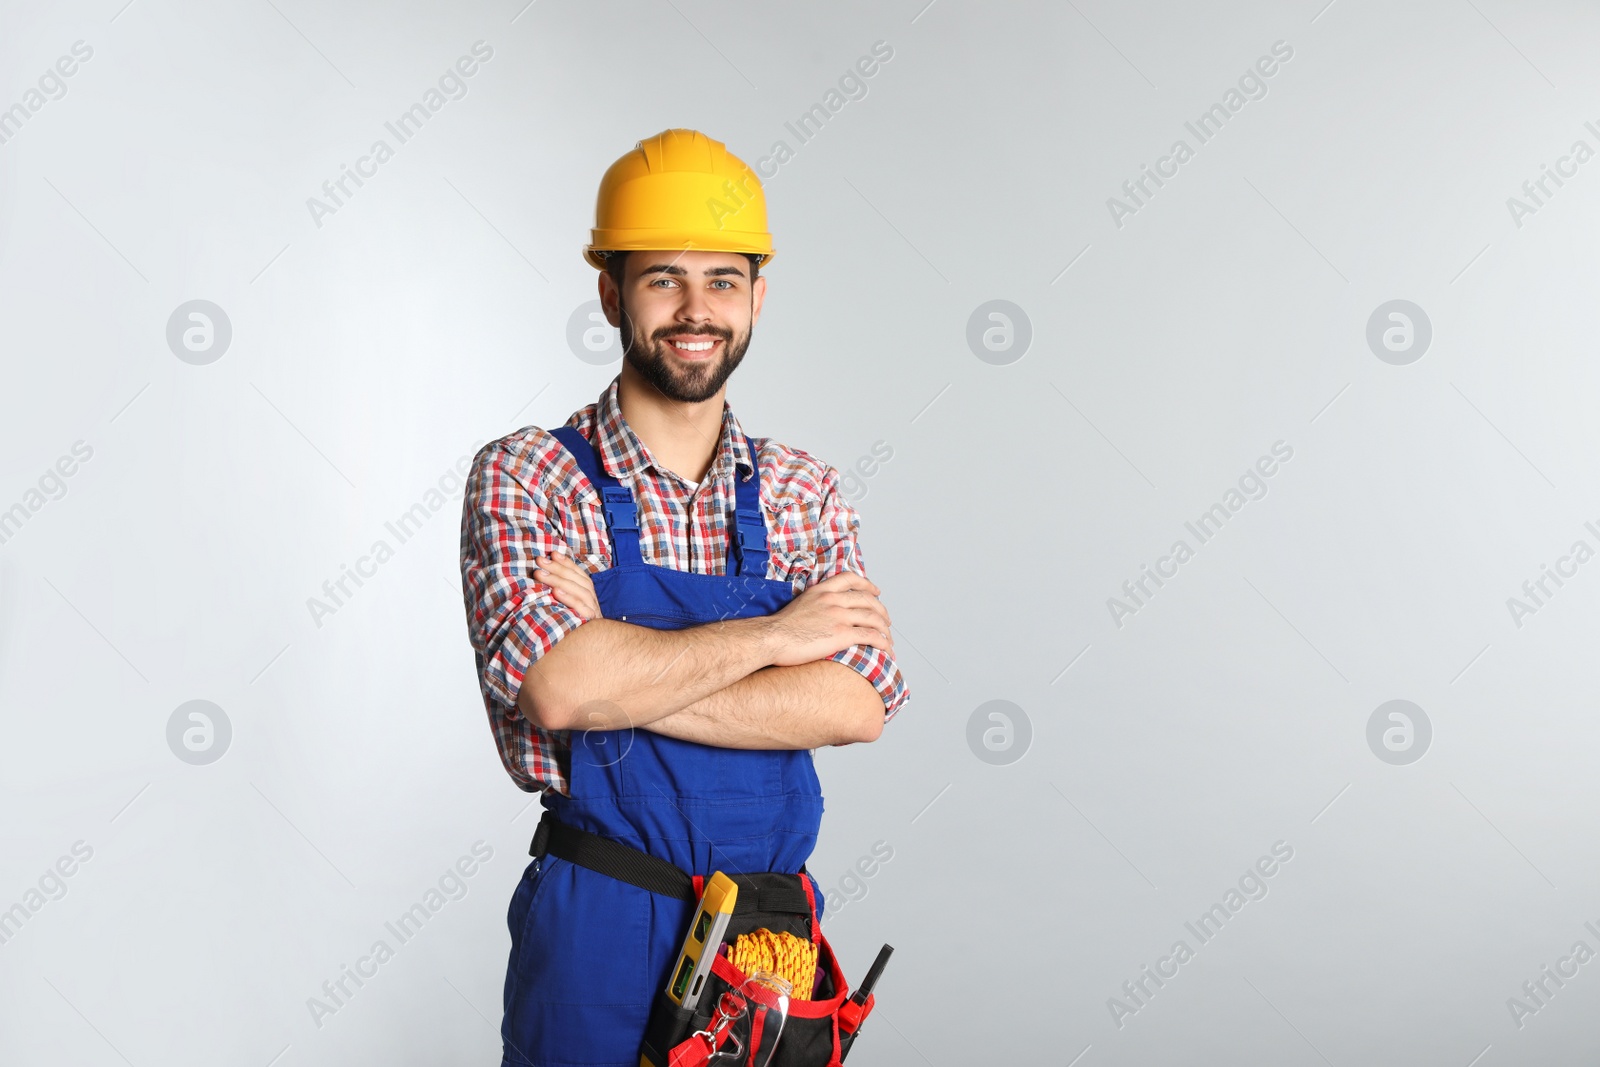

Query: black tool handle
left=854, top=943, right=893, bottom=1000
left=838, top=944, right=893, bottom=1061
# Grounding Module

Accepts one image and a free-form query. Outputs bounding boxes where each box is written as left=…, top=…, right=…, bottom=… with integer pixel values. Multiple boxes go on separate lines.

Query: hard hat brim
left=584, top=231, right=774, bottom=272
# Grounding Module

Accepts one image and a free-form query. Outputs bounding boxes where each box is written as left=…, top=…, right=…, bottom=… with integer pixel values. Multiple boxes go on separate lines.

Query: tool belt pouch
left=640, top=872, right=860, bottom=1067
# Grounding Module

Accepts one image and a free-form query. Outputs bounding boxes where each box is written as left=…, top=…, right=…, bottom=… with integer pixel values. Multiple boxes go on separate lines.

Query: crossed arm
left=649, top=661, right=883, bottom=748
left=515, top=553, right=889, bottom=749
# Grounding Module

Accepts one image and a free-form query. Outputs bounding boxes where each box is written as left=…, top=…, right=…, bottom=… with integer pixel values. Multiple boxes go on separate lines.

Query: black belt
left=530, top=808, right=813, bottom=916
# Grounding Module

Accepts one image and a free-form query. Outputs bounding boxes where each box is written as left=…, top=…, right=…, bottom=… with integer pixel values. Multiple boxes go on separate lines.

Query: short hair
left=602, top=250, right=761, bottom=293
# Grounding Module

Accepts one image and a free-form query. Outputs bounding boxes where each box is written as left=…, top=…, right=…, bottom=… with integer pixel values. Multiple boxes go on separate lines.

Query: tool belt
left=530, top=809, right=878, bottom=1066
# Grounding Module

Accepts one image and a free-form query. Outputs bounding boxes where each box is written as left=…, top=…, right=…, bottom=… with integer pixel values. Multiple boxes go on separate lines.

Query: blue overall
left=501, top=425, right=826, bottom=1067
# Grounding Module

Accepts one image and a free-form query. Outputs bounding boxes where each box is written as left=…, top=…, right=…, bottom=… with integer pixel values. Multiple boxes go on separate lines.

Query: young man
left=459, top=128, right=909, bottom=1065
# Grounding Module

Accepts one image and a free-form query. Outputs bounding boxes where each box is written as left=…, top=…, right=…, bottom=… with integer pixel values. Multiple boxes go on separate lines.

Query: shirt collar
left=593, top=374, right=754, bottom=487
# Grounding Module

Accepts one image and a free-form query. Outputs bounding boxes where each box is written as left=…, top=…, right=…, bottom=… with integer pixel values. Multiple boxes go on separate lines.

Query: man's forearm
left=518, top=616, right=775, bottom=731
left=640, top=659, right=885, bottom=749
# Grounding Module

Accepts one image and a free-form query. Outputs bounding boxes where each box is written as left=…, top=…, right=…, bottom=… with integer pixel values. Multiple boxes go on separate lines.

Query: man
left=459, top=128, right=908, bottom=1066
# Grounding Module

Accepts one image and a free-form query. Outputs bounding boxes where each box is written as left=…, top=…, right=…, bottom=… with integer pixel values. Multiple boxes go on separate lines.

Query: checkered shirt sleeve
left=459, top=441, right=584, bottom=794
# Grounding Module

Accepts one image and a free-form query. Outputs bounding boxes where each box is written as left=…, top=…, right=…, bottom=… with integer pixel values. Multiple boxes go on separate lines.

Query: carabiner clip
left=695, top=990, right=748, bottom=1064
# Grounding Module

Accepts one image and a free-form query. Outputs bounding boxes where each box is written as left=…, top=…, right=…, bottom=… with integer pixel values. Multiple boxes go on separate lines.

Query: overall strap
left=729, top=433, right=771, bottom=578
left=547, top=425, right=644, bottom=568
left=548, top=425, right=771, bottom=578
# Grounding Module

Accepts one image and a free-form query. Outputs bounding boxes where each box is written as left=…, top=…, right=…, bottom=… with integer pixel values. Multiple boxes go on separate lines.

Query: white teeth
left=672, top=340, right=715, bottom=351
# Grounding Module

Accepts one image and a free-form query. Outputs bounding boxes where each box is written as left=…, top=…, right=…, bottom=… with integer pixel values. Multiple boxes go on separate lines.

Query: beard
left=618, top=297, right=752, bottom=404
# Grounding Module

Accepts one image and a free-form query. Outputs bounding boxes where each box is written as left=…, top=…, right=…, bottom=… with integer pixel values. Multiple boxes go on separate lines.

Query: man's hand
left=533, top=550, right=602, bottom=620
left=766, top=572, right=893, bottom=667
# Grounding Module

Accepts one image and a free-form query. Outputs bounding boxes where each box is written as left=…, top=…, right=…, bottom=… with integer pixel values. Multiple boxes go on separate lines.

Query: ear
left=598, top=268, right=623, bottom=327
left=750, top=273, right=768, bottom=328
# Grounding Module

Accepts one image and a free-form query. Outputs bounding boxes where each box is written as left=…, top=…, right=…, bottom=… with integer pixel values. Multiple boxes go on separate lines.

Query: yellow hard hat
left=583, top=128, right=774, bottom=271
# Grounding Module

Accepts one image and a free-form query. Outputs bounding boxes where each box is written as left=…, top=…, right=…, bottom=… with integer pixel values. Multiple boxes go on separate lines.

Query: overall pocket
left=502, top=856, right=552, bottom=1013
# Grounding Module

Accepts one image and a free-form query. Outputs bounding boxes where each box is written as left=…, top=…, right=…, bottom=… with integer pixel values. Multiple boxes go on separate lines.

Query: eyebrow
left=637, top=263, right=747, bottom=279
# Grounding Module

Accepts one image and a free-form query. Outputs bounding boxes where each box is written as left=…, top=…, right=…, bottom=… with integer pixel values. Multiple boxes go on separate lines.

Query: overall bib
left=501, top=425, right=826, bottom=1067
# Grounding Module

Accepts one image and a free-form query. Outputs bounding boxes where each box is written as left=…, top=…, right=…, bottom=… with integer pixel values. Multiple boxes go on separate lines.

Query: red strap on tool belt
left=664, top=1015, right=738, bottom=1067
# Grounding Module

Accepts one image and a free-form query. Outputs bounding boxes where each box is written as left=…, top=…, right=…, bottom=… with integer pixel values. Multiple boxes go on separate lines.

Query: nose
left=674, top=282, right=715, bottom=329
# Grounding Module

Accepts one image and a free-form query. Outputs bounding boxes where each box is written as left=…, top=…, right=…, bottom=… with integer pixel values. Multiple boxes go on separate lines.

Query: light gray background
left=3, top=0, right=1598, bottom=1064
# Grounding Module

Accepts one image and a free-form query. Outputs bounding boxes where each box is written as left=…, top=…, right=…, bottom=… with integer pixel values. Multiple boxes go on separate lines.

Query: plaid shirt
left=460, top=375, right=910, bottom=796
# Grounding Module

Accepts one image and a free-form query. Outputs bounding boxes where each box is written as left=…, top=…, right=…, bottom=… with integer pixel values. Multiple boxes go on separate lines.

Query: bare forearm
left=641, top=659, right=884, bottom=749
left=518, top=616, right=776, bottom=730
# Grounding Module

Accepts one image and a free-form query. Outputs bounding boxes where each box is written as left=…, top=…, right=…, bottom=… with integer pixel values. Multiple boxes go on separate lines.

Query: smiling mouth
left=664, top=337, right=723, bottom=359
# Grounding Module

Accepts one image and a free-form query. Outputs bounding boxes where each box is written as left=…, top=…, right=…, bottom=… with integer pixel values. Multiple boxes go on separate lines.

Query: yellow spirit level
left=666, top=871, right=738, bottom=1013
left=640, top=872, right=740, bottom=1067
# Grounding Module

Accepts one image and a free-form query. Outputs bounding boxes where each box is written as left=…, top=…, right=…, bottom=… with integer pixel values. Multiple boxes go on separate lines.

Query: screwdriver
left=838, top=943, right=893, bottom=1061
